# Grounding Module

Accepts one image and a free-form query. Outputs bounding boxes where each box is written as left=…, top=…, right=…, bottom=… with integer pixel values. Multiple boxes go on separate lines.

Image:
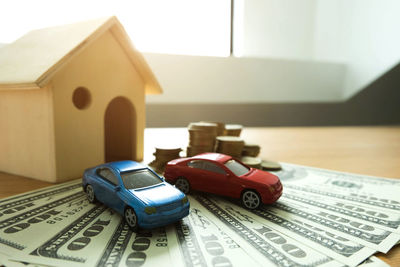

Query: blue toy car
left=82, top=160, right=190, bottom=230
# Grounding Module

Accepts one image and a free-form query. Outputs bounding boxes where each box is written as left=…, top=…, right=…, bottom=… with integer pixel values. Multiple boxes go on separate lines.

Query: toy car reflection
left=164, top=153, right=282, bottom=209
left=82, top=161, right=189, bottom=230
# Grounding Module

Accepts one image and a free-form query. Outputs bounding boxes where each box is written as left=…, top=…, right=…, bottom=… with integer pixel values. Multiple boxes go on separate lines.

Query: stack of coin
left=242, top=143, right=261, bottom=157
left=261, top=159, right=282, bottom=171
left=187, top=122, right=218, bottom=156
left=225, top=124, right=243, bottom=136
left=201, top=121, right=226, bottom=136
left=148, top=146, right=182, bottom=173
left=215, top=136, right=245, bottom=158
left=241, top=156, right=262, bottom=169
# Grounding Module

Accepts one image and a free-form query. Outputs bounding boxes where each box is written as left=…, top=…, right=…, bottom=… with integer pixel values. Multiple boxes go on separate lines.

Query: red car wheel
left=241, top=190, right=261, bottom=209
left=175, top=177, right=190, bottom=194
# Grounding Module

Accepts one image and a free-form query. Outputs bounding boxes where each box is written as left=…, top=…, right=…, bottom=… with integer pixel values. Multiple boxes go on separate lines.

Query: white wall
left=144, top=53, right=345, bottom=103
left=234, top=0, right=317, bottom=60
left=143, top=0, right=355, bottom=105
left=0, top=0, right=231, bottom=57
left=233, top=0, right=400, bottom=99
left=313, top=1, right=346, bottom=63
left=314, top=0, right=400, bottom=98
left=2, top=1, right=399, bottom=103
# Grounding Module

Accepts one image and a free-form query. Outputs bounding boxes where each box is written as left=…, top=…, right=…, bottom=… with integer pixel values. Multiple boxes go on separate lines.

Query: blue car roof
left=105, top=161, right=146, bottom=173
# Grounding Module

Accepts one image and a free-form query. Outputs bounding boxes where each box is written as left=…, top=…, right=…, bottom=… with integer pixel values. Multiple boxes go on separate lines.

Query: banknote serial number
left=4, top=209, right=62, bottom=234
left=219, top=230, right=240, bottom=249
left=46, top=203, right=89, bottom=224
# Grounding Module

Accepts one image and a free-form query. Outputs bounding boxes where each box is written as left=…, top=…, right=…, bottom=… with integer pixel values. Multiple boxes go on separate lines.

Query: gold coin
left=188, top=122, right=218, bottom=134
left=261, top=160, right=282, bottom=171
left=186, top=145, right=214, bottom=157
left=242, top=144, right=261, bottom=157
left=216, top=136, right=243, bottom=143
left=215, top=136, right=244, bottom=157
left=201, top=121, right=225, bottom=136
left=225, top=124, right=242, bottom=136
left=241, top=156, right=262, bottom=169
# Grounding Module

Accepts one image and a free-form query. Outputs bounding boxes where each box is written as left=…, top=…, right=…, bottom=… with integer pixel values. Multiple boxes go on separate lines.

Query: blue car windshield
left=121, top=169, right=162, bottom=190
left=224, top=159, right=250, bottom=176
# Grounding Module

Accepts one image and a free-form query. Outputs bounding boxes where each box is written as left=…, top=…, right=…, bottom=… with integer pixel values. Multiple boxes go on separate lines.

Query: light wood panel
left=0, top=16, right=162, bottom=94
left=0, top=16, right=161, bottom=182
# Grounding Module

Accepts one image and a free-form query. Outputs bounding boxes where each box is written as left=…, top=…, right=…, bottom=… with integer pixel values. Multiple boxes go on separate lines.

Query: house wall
left=51, top=30, right=145, bottom=181
left=0, top=86, right=56, bottom=181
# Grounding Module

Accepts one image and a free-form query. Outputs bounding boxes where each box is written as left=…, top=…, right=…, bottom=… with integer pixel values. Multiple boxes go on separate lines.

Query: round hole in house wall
left=72, top=87, right=91, bottom=109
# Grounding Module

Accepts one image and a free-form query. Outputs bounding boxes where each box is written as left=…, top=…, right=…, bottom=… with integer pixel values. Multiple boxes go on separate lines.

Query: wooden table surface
left=1, top=126, right=399, bottom=265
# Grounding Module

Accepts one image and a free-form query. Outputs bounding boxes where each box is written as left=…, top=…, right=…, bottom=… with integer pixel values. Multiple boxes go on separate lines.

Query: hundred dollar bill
left=269, top=199, right=400, bottom=253
left=1, top=250, right=45, bottom=267
left=190, top=194, right=343, bottom=267
left=0, top=254, right=52, bottom=267
left=0, top=191, right=95, bottom=255
left=359, top=256, right=390, bottom=267
left=281, top=188, right=400, bottom=234
left=8, top=206, right=173, bottom=267
left=274, top=164, right=400, bottom=211
left=167, top=205, right=261, bottom=267
left=0, top=180, right=83, bottom=230
left=0, top=251, right=8, bottom=265
left=206, top=195, right=374, bottom=266
left=0, top=179, right=82, bottom=214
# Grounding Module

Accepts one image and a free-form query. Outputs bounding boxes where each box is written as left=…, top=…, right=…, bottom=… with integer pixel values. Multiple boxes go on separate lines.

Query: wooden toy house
left=0, top=17, right=162, bottom=183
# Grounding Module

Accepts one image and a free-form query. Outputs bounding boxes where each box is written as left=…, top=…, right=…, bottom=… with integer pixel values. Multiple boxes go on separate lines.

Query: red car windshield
left=121, top=169, right=162, bottom=190
left=224, top=159, right=250, bottom=176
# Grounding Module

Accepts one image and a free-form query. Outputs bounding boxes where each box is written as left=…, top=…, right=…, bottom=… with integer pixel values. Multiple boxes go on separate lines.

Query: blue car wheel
left=124, top=207, right=138, bottom=231
left=85, top=184, right=96, bottom=203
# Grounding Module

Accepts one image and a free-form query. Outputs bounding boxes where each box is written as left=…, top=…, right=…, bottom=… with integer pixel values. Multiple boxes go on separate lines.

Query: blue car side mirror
left=114, top=186, right=121, bottom=192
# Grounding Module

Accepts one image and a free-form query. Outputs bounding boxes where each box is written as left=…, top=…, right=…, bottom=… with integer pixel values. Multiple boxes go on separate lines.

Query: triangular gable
left=0, top=16, right=162, bottom=94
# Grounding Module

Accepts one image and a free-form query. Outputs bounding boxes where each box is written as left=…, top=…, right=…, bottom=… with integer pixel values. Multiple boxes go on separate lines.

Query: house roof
left=0, top=16, right=162, bottom=94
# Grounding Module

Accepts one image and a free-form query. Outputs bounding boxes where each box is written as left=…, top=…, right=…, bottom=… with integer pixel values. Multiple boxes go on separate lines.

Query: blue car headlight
left=181, top=196, right=188, bottom=204
left=144, top=206, right=157, bottom=215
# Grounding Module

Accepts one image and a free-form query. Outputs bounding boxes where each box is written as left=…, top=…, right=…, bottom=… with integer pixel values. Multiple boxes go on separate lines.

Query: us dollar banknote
left=0, top=190, right=94, bottom=255
left=203, top=194, right=376, bottom=266
left=190, top=195, right=344, bottom=267
left=0, top=179, right=81, bottom=213
left=359, top=256, right=390, bottom=267
left=8, top=206, right=173, bottom=267
left=166, top=206, right=261, bottom=267
left=1, top=182, right=263, bottom=267
left=282, top=188, right=400, bottom=234
left=274, top=163, right=400, bottom=211
left=0, top=179, right=83, bottom=230
left=1, top=162, right=399, bottom=267
left=269, top=199, right=400, bottom=253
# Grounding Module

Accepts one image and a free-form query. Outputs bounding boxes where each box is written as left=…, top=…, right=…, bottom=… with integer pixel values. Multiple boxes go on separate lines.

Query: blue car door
left=96, top=167, right=124, bottom=213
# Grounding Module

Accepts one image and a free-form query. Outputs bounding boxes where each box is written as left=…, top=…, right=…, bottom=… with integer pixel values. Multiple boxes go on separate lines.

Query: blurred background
left=1, top=0, right=399, bottom=127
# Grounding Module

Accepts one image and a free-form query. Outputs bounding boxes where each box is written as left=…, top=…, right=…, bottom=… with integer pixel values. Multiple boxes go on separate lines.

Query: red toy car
left=164, top=153, right=282, bottom=209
